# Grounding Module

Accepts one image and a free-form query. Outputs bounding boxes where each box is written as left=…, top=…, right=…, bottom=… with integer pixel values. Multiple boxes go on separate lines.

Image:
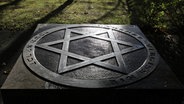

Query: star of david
left=36, top=28, right=144, bottom=74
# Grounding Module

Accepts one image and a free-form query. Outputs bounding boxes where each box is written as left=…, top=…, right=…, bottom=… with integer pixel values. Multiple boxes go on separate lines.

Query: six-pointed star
left=36, top=28, right=144, bottom=74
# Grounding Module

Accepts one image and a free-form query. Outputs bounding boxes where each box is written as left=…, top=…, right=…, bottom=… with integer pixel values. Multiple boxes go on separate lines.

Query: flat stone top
left=2, top=24, right=184, bottom=89
left=1, top=55, right=45, bottom=89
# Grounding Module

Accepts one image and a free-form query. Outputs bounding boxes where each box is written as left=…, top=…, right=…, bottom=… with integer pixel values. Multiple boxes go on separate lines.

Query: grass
left=48, top=0, right=130, bottom=24
left=0, top=0, right=130, bottom=31
left=0, top=0, right=66, bottom=31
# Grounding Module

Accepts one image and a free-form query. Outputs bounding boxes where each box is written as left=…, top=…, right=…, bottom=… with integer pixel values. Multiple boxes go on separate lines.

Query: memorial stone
left=1, top=24, right=183, bottom=89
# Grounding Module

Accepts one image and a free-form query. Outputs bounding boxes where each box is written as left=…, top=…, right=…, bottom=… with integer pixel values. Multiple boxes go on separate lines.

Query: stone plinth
left=1, top=24, right=183, bottom=89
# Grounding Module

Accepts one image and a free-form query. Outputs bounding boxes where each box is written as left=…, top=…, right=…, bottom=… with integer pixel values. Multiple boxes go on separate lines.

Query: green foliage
left=136, top=0, right=184, bottom=32
left=129, top=0, right=184, bottom=66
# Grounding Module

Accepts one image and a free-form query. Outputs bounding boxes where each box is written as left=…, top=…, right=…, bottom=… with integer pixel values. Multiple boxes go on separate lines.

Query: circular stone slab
left=23, top=24, right=159, bottom=88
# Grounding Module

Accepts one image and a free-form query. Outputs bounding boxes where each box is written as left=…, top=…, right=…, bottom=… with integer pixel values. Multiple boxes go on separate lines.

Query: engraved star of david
left=36, top=28, right=144, bottom=74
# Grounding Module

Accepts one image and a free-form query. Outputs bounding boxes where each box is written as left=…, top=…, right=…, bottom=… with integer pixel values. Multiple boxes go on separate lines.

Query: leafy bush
left=128, top=0, right=184, bottom=83
left=132, top=0, right=184, bottom=34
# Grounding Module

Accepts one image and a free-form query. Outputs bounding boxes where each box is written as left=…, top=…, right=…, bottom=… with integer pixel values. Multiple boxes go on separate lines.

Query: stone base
left=1, top=55, right=45, bottom=89
left=1, top=24, right=184, bottom=104
left=1, top=24, right=183, bottom=89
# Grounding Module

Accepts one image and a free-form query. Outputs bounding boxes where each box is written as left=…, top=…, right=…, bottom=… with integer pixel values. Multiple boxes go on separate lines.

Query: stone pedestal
left=1, top=24, right=183, bottom=104
left=1, top=24, right=183, bottom=89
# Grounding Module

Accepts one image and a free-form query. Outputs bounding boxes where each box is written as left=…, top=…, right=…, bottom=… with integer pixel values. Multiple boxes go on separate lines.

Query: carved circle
left=23, top=25, right=159, bottom=88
